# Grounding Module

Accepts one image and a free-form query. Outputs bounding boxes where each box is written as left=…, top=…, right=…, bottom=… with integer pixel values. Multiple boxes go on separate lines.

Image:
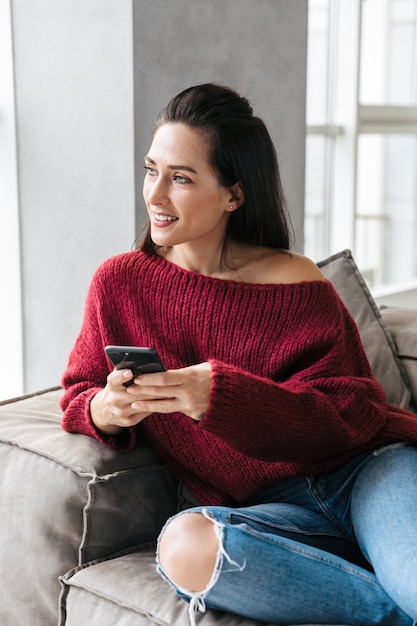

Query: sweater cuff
left=63, top=388, right=136, bottom=452
left=204, top=359, right=242, bottom=430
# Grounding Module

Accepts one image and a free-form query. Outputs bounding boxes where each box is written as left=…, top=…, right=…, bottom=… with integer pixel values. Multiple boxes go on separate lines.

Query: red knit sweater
left=61, top=250, right=417, bottom=505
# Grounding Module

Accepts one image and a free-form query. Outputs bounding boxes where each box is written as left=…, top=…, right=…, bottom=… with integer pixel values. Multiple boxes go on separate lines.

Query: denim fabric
left=157, top=444, right=417, bottom=625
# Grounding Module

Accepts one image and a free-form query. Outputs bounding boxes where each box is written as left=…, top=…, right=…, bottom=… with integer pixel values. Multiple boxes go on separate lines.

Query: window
left=305, top=0, right=417, bottom=291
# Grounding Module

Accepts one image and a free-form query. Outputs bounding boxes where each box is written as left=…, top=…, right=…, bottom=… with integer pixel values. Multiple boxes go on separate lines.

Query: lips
left=154, top=214, right=178, bottom=222
left=151, top=212, right=179, bottom=228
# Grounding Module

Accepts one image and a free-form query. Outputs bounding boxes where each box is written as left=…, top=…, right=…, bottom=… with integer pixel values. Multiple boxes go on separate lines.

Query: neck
left=161, top=241, right=233, bottom=277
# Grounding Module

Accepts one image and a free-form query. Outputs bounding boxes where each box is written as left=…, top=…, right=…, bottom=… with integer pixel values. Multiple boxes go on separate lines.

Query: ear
left=226, top=182, right=245, bottom=212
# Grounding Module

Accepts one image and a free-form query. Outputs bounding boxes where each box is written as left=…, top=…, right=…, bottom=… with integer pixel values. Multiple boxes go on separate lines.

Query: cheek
left=143, top=179, right=151, bottom=205
left=142, top=177, right=148, bottom=196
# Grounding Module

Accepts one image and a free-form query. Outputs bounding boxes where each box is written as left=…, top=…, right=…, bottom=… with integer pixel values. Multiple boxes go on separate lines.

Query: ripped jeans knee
left=156, top=497, right=414, bottom=626
left=156, top=507, right=246, bottom=626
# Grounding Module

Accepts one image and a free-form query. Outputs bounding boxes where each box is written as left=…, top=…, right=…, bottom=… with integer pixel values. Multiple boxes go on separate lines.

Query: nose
left=144, top=174, right=169, bottom=206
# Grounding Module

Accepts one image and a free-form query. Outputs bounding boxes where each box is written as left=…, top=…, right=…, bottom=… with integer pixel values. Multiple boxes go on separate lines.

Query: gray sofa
left=0, top=250, right=416, bottom=626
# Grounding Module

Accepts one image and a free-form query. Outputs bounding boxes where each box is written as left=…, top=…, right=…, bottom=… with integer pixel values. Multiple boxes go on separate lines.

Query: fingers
left=90, top=369, right=154, bottom=434
left=130, top=369, right=180, bottom=388
left=126, top=363, right=212, bottom=421
left=127, top=364, right=209, bottom=391
left=130, top=397, right=178, bottom=415
left=97, top=362, right=212, bottom=424
left=107, top=367, right=135, bottom=388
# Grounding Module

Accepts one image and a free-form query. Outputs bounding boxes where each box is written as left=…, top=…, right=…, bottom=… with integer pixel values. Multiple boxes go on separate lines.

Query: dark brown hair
left=140, top=83, right=292, bottom=255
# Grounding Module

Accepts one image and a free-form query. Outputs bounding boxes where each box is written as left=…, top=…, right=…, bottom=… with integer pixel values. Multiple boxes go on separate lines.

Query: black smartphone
left=105, top=346, right=165, bottom=385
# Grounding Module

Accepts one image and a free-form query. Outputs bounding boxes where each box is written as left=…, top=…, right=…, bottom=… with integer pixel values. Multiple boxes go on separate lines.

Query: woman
left=61, top=83, right=417, bottom=625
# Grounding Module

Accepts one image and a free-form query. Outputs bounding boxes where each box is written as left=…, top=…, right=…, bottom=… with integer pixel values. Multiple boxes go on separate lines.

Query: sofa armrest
left=0, top=388, right=177, bottom=625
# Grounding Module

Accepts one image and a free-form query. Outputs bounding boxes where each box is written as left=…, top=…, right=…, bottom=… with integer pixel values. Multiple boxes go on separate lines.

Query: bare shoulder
left=229, top=245, right=325, bottom=284
left=273, top=251, right=325, bottom=284
left=250, top=250, right=325, bottom=284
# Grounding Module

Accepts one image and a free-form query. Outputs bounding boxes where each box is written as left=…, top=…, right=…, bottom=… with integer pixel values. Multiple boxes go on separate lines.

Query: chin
left=150, top=233, right=176, bottom=249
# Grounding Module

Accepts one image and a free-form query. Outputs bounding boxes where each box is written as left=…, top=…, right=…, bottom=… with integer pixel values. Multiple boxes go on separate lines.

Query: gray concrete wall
left=11, top=0, right=307, bottom=394
left=12, top=1, right=136, bottom=392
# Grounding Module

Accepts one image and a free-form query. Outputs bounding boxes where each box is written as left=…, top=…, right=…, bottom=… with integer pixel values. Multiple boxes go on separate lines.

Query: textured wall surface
left=11, top=0, right=307, bottom=393
left=12, top=1, right=136, bottom=391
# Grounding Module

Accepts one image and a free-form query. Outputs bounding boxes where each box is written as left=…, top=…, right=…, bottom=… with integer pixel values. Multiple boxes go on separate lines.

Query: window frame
left=306, top=0, right=417, bottom=295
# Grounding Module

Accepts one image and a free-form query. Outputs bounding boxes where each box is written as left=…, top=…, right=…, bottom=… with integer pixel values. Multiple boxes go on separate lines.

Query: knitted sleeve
left=201, top=293, right=389, bottom=463
left=60, top=261, right=136, bottom=450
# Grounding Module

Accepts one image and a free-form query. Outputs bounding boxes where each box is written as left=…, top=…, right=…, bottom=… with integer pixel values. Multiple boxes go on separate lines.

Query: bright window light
left=305, top=0, right=417, bottom=290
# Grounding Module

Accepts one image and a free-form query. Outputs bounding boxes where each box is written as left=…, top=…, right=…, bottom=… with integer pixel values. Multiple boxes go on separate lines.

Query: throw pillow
left=317, top=250, right=411, bottom=409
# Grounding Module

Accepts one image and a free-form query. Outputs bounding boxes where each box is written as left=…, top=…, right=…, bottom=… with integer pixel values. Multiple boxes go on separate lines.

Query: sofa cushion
left=317, top=250, right=412, bottom=409
left=0, top=388, right=178, bottom=625
left=380, top=306, right=417, bottom=412
left=60, top=546, right=333, bottom=626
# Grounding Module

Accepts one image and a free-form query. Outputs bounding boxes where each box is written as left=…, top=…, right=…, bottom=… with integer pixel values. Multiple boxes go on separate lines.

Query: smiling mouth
left=154, top=214, right=178, bottom=222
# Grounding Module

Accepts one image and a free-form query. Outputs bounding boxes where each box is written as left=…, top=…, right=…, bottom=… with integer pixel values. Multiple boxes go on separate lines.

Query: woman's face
left=143, top=123, right=236, bottom=251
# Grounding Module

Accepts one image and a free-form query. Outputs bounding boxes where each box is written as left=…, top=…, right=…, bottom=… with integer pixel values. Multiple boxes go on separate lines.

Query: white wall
left=0, top=0, right=22, bottom=400
left=9, top=0, right=308, bottom=396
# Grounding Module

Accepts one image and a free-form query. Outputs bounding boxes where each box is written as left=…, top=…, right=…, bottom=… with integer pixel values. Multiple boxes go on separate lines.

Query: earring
left=229, top=204, right=233, bottom=209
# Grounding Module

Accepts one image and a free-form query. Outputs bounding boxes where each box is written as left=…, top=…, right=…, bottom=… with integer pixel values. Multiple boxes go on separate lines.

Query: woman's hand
left=90, top=368, right=155, bottom=435
left=90, top=362, right=212, bottom=436
left=126, top=362, right=212, bottom=422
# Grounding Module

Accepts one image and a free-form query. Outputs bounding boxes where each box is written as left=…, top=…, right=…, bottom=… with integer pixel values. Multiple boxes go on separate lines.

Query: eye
left=144, top=165, right=157, bottom=176
left=173, top=174, right=191, bottom=184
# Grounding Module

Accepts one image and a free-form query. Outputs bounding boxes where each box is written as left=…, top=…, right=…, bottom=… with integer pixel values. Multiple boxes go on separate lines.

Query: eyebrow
left=145, top=156, right=198, bottom=174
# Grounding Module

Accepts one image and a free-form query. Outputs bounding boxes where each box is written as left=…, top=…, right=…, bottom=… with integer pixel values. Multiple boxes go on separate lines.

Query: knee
left=158, top=512, right=219, bottom=592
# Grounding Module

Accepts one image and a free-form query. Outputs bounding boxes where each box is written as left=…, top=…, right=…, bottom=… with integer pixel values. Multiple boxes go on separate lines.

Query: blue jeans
left=156, top=443, right=417, bottom=625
